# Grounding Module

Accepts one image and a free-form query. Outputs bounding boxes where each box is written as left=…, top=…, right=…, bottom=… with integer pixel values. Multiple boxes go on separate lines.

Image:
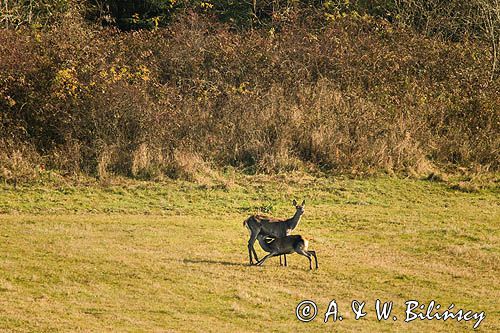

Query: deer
left=243, top=199, right=305, bottom=265
left=255, top=233, right=318, bottom=269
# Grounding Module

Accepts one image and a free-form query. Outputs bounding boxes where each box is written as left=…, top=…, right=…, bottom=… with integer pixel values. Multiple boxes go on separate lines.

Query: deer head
left=292, top=199, right=306, bottom=216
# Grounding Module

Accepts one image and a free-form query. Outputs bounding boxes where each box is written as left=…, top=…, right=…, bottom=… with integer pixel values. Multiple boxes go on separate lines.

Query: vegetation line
left=1, top=1, right=498, bottom=182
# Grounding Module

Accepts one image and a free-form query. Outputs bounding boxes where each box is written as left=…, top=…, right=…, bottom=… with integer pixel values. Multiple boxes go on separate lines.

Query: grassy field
left=0, top=174, right=498, bottom=332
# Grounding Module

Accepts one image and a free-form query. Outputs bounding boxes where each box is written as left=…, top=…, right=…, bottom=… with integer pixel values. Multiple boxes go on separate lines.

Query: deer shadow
left=182, top=258, right=246, bottom=267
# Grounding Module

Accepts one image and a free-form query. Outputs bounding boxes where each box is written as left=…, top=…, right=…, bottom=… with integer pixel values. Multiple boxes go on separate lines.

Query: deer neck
left=287, top=210, right=302, bottom=231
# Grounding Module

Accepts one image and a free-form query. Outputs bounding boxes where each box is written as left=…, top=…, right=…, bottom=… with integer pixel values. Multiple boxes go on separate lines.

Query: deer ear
left=292, top=199, right=297, bottom=206
left=301, top=200, right=305, bottom=206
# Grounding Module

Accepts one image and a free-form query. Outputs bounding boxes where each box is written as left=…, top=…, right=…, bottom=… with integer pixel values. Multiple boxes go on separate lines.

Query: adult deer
left=243, top=199, right=305, bottom=265
left=256, top=233, right=318, bottom=270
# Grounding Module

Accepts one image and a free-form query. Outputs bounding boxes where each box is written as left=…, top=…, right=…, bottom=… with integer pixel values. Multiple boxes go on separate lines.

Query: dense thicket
left=0, top=1, right=498, bottom=181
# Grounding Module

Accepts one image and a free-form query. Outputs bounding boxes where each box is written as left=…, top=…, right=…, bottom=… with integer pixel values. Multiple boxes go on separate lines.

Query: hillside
left=1, top=1, right=499, bottom=182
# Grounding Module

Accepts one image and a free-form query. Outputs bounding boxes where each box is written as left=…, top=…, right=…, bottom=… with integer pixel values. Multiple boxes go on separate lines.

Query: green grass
left=0, top=174, right=499, bottom=332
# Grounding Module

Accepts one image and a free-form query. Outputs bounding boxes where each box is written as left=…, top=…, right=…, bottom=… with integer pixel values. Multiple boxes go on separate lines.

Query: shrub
left=0, top=12, right=498, bottom=181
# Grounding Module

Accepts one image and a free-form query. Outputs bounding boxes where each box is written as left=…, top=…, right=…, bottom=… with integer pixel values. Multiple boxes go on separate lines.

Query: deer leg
left=247, top=242, right=254, bottom=265
left=252, top=246, right=259, bottom=263
left=279, top=255, right=287, bottom=266
left=309, top=250, right=318, bottom=269
left=247, top=231, right=259, bottom=265
left=256, top=252, right=278, bottom=266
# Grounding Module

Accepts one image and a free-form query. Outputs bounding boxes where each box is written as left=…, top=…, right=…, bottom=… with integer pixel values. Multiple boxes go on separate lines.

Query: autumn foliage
left=0, top=6, right=498, bottom=181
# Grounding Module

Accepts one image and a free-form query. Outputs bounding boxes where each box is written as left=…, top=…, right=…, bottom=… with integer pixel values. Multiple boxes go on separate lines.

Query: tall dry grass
left=0, top=13, right=498, bottom=181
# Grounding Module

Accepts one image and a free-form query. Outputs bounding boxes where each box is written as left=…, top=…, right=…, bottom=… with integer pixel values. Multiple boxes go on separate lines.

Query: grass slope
left=0, top=175, right=498, bottom=332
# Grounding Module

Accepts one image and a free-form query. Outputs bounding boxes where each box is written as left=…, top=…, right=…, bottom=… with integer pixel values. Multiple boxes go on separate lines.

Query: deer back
left=260, top=216, right=293, bottom=237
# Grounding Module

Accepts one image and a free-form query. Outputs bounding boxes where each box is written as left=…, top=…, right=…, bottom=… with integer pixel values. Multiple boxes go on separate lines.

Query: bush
left=0, top=12, right=498, bottom=181
left=0, top=0, right=80, bottom=28
left=87, top=0, right=179, bottom=30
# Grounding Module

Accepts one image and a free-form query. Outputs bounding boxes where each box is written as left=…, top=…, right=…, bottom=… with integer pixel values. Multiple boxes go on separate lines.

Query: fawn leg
left=296, top=249, right=313, bottom=270
left=308, top=250, right=318, bottom=269
left=256, top=252, right=277, bottom=266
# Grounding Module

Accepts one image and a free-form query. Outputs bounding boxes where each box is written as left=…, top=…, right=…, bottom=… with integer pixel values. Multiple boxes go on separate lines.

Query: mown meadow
left=0, top=174, right=498, bottom=331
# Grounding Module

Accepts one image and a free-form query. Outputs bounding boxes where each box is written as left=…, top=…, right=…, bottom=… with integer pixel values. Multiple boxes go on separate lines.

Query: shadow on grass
left=183, top=258, right=247, bottom=267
